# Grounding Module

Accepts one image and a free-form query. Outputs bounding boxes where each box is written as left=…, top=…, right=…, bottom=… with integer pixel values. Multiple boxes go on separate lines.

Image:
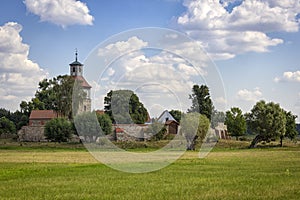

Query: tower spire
left=75, top=48, right=78, bottom=62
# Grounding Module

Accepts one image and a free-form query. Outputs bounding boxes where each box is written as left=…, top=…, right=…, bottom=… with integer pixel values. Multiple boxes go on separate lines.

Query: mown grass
left=0, top=141, right=300, bottom=199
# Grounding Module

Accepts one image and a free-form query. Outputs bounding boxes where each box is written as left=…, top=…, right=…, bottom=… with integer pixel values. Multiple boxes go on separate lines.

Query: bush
left=97, top=113, right=112, bottom=135
left=45, top=118, right=73, bottom=142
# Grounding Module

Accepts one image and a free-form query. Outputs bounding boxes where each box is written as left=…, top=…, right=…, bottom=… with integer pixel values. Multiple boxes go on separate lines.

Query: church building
left=69, top=51, right=92, bottom=113
left=18, top=51, right=92, bottom=142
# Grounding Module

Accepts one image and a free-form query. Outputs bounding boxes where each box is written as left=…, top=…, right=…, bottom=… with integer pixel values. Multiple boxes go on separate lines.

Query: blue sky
left=0, top=0, right=300, bottom=121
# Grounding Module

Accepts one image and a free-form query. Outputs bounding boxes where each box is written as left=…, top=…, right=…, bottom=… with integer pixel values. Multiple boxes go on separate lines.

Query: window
left=84, top=105, right=87, bottom=112
left=73, top=67, right=76, bottom=72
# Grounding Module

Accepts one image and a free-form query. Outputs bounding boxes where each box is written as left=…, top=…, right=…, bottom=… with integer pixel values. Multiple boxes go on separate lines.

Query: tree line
left=0, top=74, right=298, bottom=148
left=184, top=84, right=299, bottom=149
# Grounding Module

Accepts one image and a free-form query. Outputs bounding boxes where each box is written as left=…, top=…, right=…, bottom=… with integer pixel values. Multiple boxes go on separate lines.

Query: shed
left=165, top=120, right=179, bottom=134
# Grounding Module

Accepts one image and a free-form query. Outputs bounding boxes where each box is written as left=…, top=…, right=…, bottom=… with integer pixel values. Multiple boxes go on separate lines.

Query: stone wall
left=18, top=126, right=47, bottom=142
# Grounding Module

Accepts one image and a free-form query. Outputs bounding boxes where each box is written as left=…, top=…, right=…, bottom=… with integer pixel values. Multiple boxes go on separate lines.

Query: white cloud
left=215, top=96, right=227, bottom=105
left=98, top=36, right=148, bottom=65
left=236, top=87, right=263, bottom=102
left=95, top=37, right=206, bottom=115
left=0, top=22, right=47, bottom=111
left=24, top=0, right=94, bottom=27
left=176, top=0, right=300, bottom=60
left=274, top=71, right=300, bottom=83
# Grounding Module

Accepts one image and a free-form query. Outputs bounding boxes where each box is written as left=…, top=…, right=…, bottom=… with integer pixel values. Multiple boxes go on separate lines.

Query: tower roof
left=74, top=76, right=92, bottom=88
left=69, top=49, right=83, bottom=66
left=69, top=60, right=83, bottom=66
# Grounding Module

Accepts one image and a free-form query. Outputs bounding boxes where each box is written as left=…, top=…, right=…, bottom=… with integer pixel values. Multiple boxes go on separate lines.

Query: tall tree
left=248, top=100, right=286, bottom=148
left=104, top=90, right=149, bottom=124
left=180, top=113, right=210, bottom=150
left=225, top=107, right=246, bottom=140
left=188, top=85, right=213, bottom=120
left=20, top=75, right=86, bottom=119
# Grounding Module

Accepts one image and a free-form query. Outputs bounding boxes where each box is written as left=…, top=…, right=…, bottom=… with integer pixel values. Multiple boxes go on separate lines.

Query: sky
left=0, top=0, right=300, bottom=121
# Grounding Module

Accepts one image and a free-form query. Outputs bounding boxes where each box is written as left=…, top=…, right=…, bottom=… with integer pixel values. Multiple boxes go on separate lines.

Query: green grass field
left=0, top=141, right=300, bottom=199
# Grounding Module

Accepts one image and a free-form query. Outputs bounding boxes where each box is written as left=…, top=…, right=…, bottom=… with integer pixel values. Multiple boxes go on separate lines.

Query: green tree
left=74, top=112, right=101, bottom=142
left=97, top=113, right=112, bottom=135
left=44, top=118, right=73, bottom=142
left=225, top=107, right=246, bottom=140
left=104, top=90, right=149, bottom=124
left=211, top=109, right=225, bottom=128
left=188, top=85, right=213, bottom=120
left=248, top=101, right=286, bottom=148
left=180, top=113, right=210, bottom=150
left=146, top=120, right=167, bottom=141
left=282, top=111, right=298, bottom=145
left=10, top=111, right=29, bottom=130
left=0, top=108, right=11, bottom=119
left=169, top=110, right=183, bottom=122
left=0, top=117, right=16, bottom=136
left=21, top=75, right=86, bottom=119
left=0, top=108, right=28, bottom=130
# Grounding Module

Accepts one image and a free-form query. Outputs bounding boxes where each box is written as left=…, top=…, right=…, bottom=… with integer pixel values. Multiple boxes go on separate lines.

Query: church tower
left=69, top=50, right=91, bottom=113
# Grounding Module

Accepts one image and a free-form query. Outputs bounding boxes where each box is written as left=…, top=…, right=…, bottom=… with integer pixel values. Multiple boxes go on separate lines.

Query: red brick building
left=29, top=110, right=58, bottom=126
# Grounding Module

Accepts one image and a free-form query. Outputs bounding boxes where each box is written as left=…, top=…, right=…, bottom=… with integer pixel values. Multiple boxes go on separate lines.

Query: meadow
left=0, top=140, right=300, bottom=200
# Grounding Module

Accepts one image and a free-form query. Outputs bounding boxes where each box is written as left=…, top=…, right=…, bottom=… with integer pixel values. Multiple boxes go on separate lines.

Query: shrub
left=97, top=113, right=112, bottom=135
left=45, top=118, right=73, bottom=142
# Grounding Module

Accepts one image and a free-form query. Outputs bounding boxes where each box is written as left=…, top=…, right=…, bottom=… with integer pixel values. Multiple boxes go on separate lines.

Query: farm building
left=214, top=123, right=230, bottom=139
left=28, top=110, right=58, bottom=126
left=157, top=110, right=177, bottom=123
left=157, top=110, right=179, bottom=135
left=18, top=110, right=58, bottom=142
left=165, top=120, right=179, bottom=134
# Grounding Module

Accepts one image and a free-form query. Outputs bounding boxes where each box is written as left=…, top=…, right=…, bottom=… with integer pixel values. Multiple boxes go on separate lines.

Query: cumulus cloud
left=0, top=22, right=47, bottom=111
left=176, top=0, right=300, bottom=60
left=24, top=0, right=94, bottom=27
left=236, top=87, right=263, bottom=102
left=274, top=71, right=300, bottom=83
left=95, top=36, right=210, bottom=116
left=98, top=36, right=148, bottom=65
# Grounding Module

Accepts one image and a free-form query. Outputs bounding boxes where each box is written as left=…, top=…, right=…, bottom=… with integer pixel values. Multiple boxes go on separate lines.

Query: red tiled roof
left=74, top=76, right=91, bottom=88
left=115, top=128, right=124, bottom=133
left=29, top=110, right=57, bottom=120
